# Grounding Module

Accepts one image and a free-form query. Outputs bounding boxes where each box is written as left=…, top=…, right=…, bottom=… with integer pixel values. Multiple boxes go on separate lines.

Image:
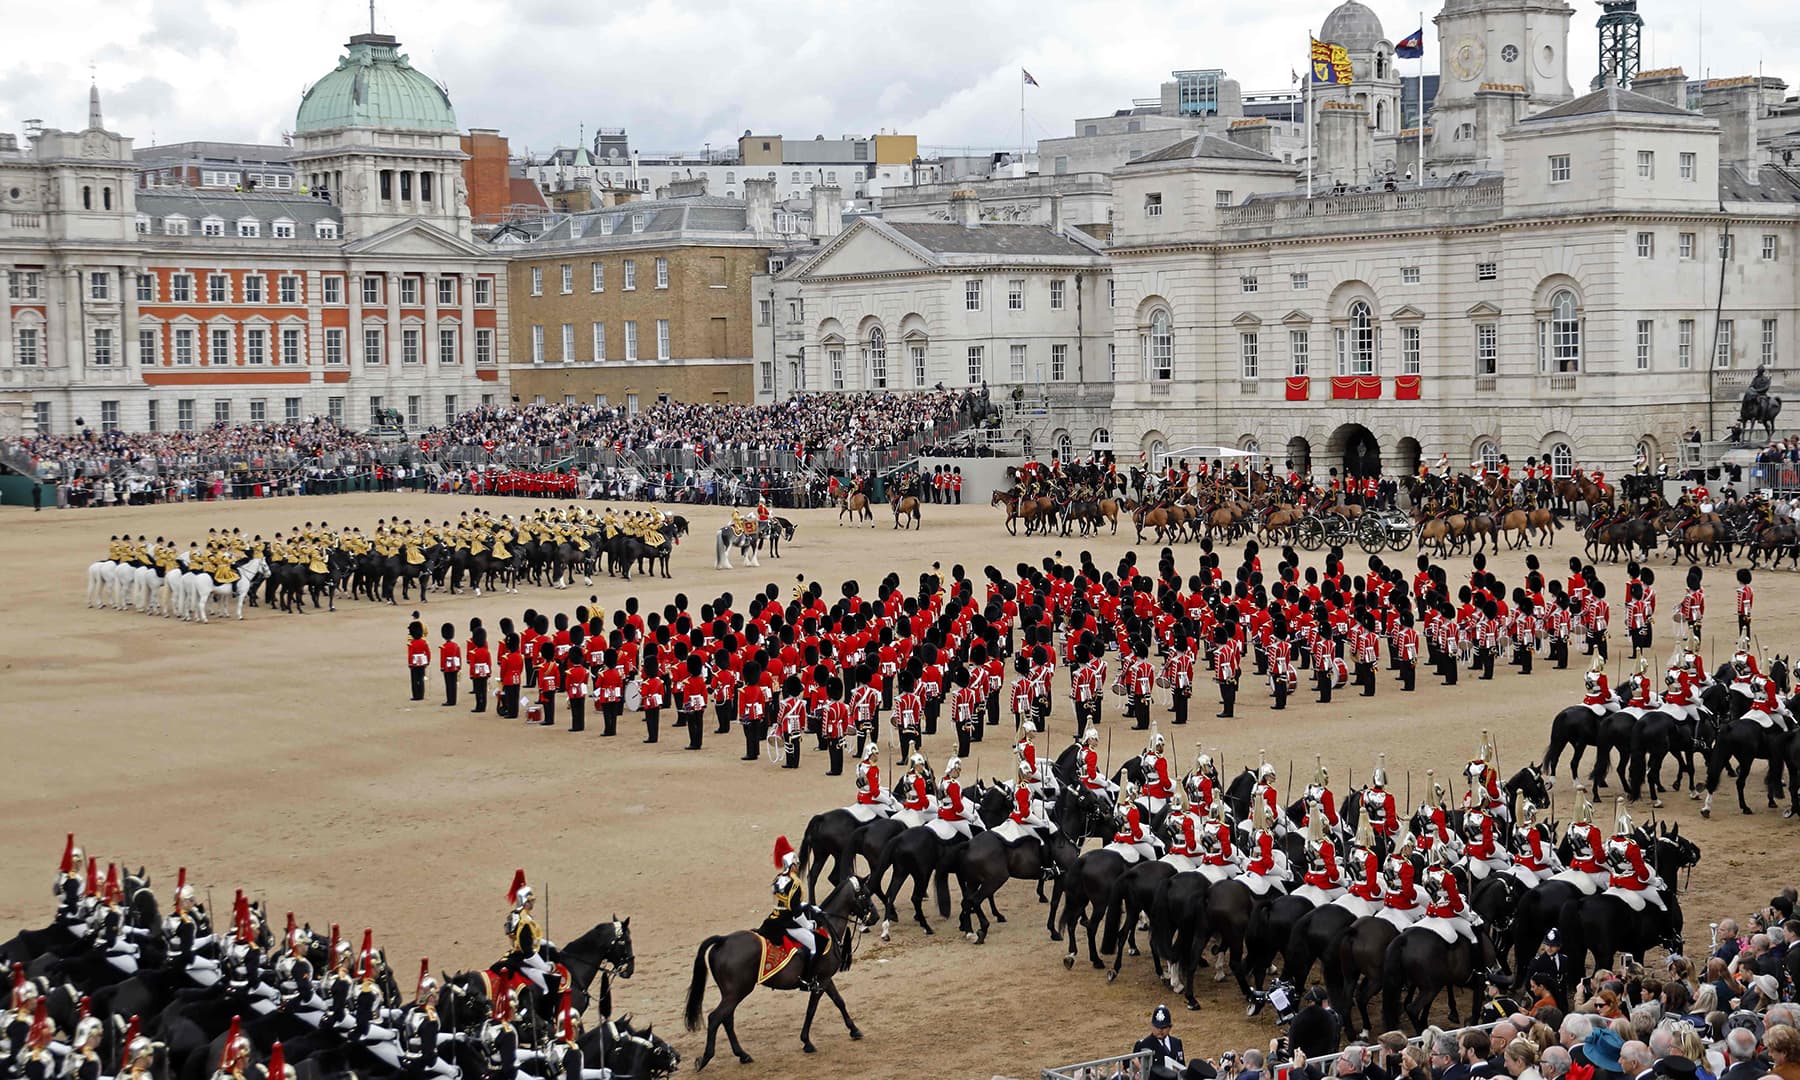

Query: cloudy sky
left=4, top=0, right=1794, bottom=159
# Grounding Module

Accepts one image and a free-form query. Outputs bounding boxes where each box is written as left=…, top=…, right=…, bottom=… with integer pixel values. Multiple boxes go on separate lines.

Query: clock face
left=1451, top=37, right=1487, bottom=81
left=1501, top=44, right=1519, bottom=63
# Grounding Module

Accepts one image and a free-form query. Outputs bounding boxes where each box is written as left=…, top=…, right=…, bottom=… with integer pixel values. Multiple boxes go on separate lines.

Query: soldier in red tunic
left=438, top=622, right=463, bottom=707
left=406, top=618, right=431, bottom=702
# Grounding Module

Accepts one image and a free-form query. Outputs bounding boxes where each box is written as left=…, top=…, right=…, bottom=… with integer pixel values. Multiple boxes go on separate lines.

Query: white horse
left=87, top=560, right=119, bottom=608
left=200, top=557, right=269, bottom=621
left=714, top=522, right=764, bottom=569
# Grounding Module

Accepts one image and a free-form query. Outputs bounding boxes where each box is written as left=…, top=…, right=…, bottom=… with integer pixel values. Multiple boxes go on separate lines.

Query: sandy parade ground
left=4, top=493, right=1798, bottom=1080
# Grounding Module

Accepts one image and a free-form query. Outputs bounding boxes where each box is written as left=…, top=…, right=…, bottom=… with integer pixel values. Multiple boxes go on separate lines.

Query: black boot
left=799, top=948, right=821, bottom=992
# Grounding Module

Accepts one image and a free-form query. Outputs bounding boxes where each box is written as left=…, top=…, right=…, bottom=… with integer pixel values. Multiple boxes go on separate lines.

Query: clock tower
left=1428, top=0, right=1574, bottom=169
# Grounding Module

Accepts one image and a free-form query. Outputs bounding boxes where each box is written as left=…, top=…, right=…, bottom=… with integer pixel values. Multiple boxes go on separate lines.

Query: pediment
left=346, top=219, right=491, bottom=259
left=796, top=220, right=935, bottom=278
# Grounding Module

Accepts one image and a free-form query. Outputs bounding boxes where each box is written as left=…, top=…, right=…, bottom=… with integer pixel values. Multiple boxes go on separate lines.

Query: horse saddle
left=842, top=803, right=883, bottom=824
left=1158, top=852, right=1198, bottom=873
left=756, top=928, right=831, bottom=986
left=892, top=809, right=931, bottom=829
left=406, top=548, right=425, bottom=565
left=1413, top=916, right=1461, bottom=944
left=1550, top=868, right=1601, bottom=895
left=1291, top=883, right=1344, bottom=907
left=1235, top=871, right=1281, bottom=896
left=1104, top=841, right=1144, bottom=864
left=926, top=818, right=971, bottom=841
left=1376, top=906, right=1420, bottom=930
left=1331, top=894, right=1383, bottom=920
left=1603, top=887, right=1648, bottom=912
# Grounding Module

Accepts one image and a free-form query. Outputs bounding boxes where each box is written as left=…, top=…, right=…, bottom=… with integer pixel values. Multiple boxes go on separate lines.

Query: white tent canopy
left=1154, top=445, right=1261, bottom=469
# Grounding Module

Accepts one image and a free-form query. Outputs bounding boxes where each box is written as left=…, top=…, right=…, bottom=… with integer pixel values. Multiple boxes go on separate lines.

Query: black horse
left=1380, top=922, right=1498, bottom=1034
left=952, top=782, right=1099, bottom=945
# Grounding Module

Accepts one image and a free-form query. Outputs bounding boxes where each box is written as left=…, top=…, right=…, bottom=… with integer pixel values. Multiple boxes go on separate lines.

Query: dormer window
left=201, top=216, right=225, bottom=237
left=600, top=217, right=615, bottom=235
left=236, top=218, right=261, bottom=238
left=272, top=218, right=295, bottom=239
left=315, top=220, right=339, bottom=240
left=164, top=216, right=189, bottom=236
left=631, top=213, right=647, bottom=233
left=134, top=215, right=150, bottom=234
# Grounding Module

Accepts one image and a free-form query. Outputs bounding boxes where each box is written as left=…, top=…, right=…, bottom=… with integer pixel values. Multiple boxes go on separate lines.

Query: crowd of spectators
left=1089, top=891, right=1800, bottom=1080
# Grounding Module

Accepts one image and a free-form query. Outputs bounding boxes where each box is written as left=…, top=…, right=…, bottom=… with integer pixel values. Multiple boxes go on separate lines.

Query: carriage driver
left=503, top=871, right=557, bottom=995
left=766, top=837, right=822, bottom=992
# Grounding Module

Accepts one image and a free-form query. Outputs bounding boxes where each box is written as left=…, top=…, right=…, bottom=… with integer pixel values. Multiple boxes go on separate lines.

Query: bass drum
left=624, top=679, right=643, bottom=712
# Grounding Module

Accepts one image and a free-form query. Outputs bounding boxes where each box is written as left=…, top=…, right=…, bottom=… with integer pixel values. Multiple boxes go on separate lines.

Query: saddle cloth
left=843, top=803, right=883, bottom=824
left=1158, top=853, right=1198, bottom=873
left=1376, top=906, right=1420, bottom=930
left=892, top=809, right=930, bottom=830
left=1604, top=886, right=1649, bottom=912
left=1331, top=894, right=1382, bottom=919
left=1104, top=841, right=1144, bottom=864
left=992, top=820, right=1038, bottom=844
left=1236, top=872, right=1281, bottom=896
left=1549, top=868, right=1602, bottom=895
left=926, top=819, right=972, bottom=841
left=1291, top=883, right=1345, bottom=907
left=757, top=928, right=832, bottom=985
left=1197, top=863, right=1237, bottom=885
left=1413, top=916, right=1463, bottom=944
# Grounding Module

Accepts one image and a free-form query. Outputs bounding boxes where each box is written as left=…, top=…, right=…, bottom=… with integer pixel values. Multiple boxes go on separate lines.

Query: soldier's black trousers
left=442, top=671, right=458, bottom=706
left=742, top=722, right=761, bottom=761
left=499, top=684, right=520, bottom=718
left=568, top=697, right=586, bottom=732
left=642, top=708, right=660, bottom=743
left=539, top=695, right=557, bottom=728
left=471, top=677, right=489, bottom=714
left=716, top=701, right=737, bottom=735
left=1173, top=689, right=1191, bottom=725
left=1400, top=663, right=1416, bottom=691
left=827, top=744, right=844, bottom=776
left=681, top=710, right=704, bottom=749
left=410, top=666, right=426, bottom=701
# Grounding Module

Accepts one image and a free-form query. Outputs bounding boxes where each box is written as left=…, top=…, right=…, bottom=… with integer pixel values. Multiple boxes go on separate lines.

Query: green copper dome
left=295, top=34, right=457, bottom=134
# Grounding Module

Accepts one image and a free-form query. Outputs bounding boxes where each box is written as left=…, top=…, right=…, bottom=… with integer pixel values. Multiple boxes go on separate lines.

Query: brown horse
left=1133, top=505, right=1181, bottom=544
left=684, top=877, right=878, bottom=1068
left=837, top=492, right=873, bottom=528
left=891, top=495, right=921, bottom=530
left=1748, top=523, right=1800, bottom=569
left=1667, top=521, right=1733, bottom=565
left=1497, top=507, right=1561, bottom=549
left=992, top=490, right=1043, bottom=536
left=1257, top=505, right=1302, bottom=544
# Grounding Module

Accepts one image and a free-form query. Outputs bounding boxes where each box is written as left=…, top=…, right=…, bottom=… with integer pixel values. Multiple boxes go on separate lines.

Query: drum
left=624, top=679, right=643, bottom=712
left=525, top=703, right=543, bottom=725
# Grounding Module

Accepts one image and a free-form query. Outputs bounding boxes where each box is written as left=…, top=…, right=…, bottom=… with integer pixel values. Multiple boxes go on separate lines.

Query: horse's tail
left=1379, top=926, right=1407, bottom=1034
left=683, top=935, right=724, bottom=1031
left=797, top=818, right=816, bottom=879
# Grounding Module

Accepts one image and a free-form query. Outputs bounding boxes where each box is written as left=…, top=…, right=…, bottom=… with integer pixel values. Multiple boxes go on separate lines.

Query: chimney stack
left=744, top=178, right=774, bottom=237
left=1048, top=193, right=1064, bottom=235
left=809, top=184, right=842, bottom=240
left=1631, top=68, right=1689, bottom=109
left=1699, top=76, right=1774, bottom=182
left=949, top=188, right=981, bottom=228
left=1226, top=118, right=1272, bottom=157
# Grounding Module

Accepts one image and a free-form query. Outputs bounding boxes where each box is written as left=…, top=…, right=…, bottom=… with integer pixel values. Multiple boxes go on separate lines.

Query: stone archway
left=1286, top=436, right=1312, bottom=473
left=1395, top=436, right=1422, bottom=476
left=1329, top=422, right=1382, bottom=478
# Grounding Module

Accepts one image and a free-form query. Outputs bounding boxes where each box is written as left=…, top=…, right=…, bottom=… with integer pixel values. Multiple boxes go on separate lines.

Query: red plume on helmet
left=120, top=1016, right=140, bottom=1071
left=85, top=858, right=99, bottom=897
left=78, top=995, right=91, bottom=1020
left=104, top=864, right=121, bottom=906
left=26, top=999, right=51, bottom=1051
left=507, top=869, right=528, bottom=905
left=266, top=1042, right=286, bottom=1080
left=8, top=963, right=24, bottom=1008
left=59, top=834, right=76, bottom=875
left=326, top=924, right=341, bottom=968
left=284, top=912, right=297, bottom=949
left=358, top=929, right=375, bottom=980
left=772, top=836, right=795, bottom=869
left=234, top=894, right=253, bottom=942
left=416, top=959, right=430, bottom=999
left=175, top=867, right=187, bottom=898
left=217, top=1016, right=242, bottom=1070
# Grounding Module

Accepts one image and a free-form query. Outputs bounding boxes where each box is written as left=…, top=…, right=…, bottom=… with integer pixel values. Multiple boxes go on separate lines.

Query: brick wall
left=460, top=131, right=514, bottom=223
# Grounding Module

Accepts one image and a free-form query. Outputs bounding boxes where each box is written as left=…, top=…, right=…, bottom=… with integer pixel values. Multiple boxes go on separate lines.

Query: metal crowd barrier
left=1043, top=1050, right=1153, bottom=1080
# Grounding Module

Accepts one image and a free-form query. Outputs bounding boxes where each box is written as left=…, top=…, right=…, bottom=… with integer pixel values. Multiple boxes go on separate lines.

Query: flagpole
left=1417, top=12, right=1426, bottom=187
left=1021, top=70, right=1027, bottom=168
left=1306, top=30, right=1315, bottom=198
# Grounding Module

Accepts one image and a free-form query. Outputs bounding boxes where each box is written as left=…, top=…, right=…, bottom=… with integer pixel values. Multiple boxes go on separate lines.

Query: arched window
left=1241, top=438, right=1260, bottom=458
left=1375, top=100, right=1388, bottom=132
left=865, top=327, right=887, bottom=389
left=1337, top=300, right=1377, bottom=375
left=1057, top=432, right=1073, bottom=460
left=1144, top=310, right=1173, bottom=380
left=1375, top=53, right=1387, bottom=79
left=1541, top=289, right=1581, bottom=372
left=1550, top=443, right=1574, bottom=479
left=82, top=185, right=92, bottom=210
left=1478, top=441, right=1501, bottom=472
left=102, top=187, right=112, bottom=210
left=1146, top=438, right=1166, bottom=467
left=1091, top=428, right=1113, bottom=451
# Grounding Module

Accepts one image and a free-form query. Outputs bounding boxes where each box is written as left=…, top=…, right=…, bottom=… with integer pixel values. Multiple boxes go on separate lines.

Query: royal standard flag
left=1310, top=37, right=1354, bottom=84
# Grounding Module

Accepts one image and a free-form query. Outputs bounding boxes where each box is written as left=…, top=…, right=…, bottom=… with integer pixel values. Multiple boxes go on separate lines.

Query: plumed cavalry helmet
left=861, top=741, right=879, bottom=762
left=1613, top=797, right=1634, bottom=837
left=944, top=756, right=962, bottom=778
left=1150, top=732, right=1165, bottom=753
left=1083, top=727, right=1100, bottom=746
left=1249, top=791, right=1269, bottom=831
left=908, top=753, right=926, bottom=771
left=59, top=834, right=84, bottom=877
left=218, top=1016, right=251, bottom=1075
left=1195, top=750, right=1214, bottom=774
left=266, top=1043, right=294, bottom=1080
left=415, top=959, right=437, bottom=1004
left=772, top=836, right=797, bottom=872
left=1574, top=799, right=1594, bottom=825
left=1354, top=814, right=1375, bottom=849
left=1517, top=800, right=1540, bottom=829
left=1372, top=753, right=1389, bottom=788
left=1018, top=720, right=1038, bottom=736
left=1258, top=761, right=1277, bottom=783
left=1312, top=760, right=1329, bottom=788
left=1017, top=759, right=1033, bottom=779
left=507, top=870, right=533, bottom=910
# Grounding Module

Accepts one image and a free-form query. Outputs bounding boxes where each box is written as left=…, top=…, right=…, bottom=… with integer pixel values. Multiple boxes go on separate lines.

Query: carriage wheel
left=1297, top=518, right=1323, bottom=551
left=1388, top=525, right=1412, bottom=552
left=1356, top=518, right=1386, bottom=555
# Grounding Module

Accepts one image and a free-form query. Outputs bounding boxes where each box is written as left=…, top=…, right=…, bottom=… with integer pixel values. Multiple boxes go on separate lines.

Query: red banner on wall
left=1285, top=376, right=1311, bottom=401
left=1330, top=375, right=1381, bottom=400
left=1393, top=375, right=1421, bottom=400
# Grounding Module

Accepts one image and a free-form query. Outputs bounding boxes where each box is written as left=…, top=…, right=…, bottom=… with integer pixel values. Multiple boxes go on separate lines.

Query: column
left=121, top=263, right=140, bottom=373
left=460, top=267, right=476, bottom=376
left=348, top=270, right=365, bottom=369
left=386, top=271, right=401, bottom=366
left=424, top=272, right=440, bottom=365
left=0, top=261, right=13, bottom=368
left=63, top=265, right=84, bottom=380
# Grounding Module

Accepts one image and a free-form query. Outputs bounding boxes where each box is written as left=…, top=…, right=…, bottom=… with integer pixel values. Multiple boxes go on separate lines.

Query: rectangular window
left=624, top=320, right=638, bottom=361
left=1008, top=279, right=1025, bottom=311
left=966, top=345, right=984, bottom=385
left=1720, top=234, right=1735, bottom=261
left=1289, top=329, right=1309, bottom=376
left=401, top=327, right=420, bottom=364
left=177, top=399, right=195, bottom=431
left=1679, top=152, right=1696, bottom=180
left=400, top=277, right=418, bottom=305
left=1214, top=189, right=1233, bottom=207
left=147, top=400, right=158, bottom=432
left=560, top=322, right=575, bottom=361
left=475, top=278, right=491, bottom=305
left=279, top=275, right=299, bottom=304
left=531, top=325, right=545, bottom=362
left=1636, top=232, right=1654, bottom=258
left=439, top=327, right=457, bottom=364
left=246, top=328, right=267, bottom=365
left=1107, top=279, right=1116, bottom=307
left=1678, top=319, right=1694, bottom=369
left=139, top=327, right=157, bottom=364
left=272, top=221, right=293, bottom=239
left=136, top=274, right=155, bottom=302
left=1477, top=262, right=1498, bottom=281
left=32, top=401, right=48, bottom=432
left=207, top=274, right=228, bottom=303
left=591, top=322, right=606, bottom=361
left=1239, top=332, right=1259, bottom=379
left=444, top=395, right=458, bottom=425
left=1637, top=150, right=1655, bottom=178
left=1762, top=318, right=1778, bottom=366
left=369, top=396, right=383, bottom=422
left=1401, top=325, right=1421, bottom=375
left=100, top=400, right=119, bottom=432
left=1764, top=235, right=1780, bottom=261
left=364, top=328, right=384, bottom=365
left=1636, top=319, right=1653, bottom=370
left=560, top=264, right=573, bottom=294
left=1476, top=324, right=1498, bottom=375
left=1240, top=275, right=1258, bottom=294
left=1050, top=280, right=1066, bottom=310
left=758, top=299, right=772, bottom=326
left=1009, top=343, right=1027, bottom=381
left=325, top=328, right=344, bottom=365
left=530, top=267, right=543, bottom=296
left=210, top=327, right=232, bottom=365
left=173, top=328, right=195, bottom=365
left=829, top=347, right=845, bottom=390
left=281, top=328, right=301, bottom=365
left=1051, top=343, right=1068, bottom=382
left=170, top=274, right=192, bottom=302
left=437, top=277, right=455, bottom=306
left=328, top=397, right=344, bottom=423
left=1401, top=266, right=1422, bottom=285
left=656, top=319, right=670, bottom=360
left=249, top=400, right=266, bottom=423
left=1717, top=319, right=1734, bottom=367
left=623, top=260, right=636, bottom=290
left=1548, top=154, right=1571, bottom=182
left=1108, top=343, right=1116, bottom=379
left=406, top=395, right=421, bottom=429
left=911, top=343, right=927, bottom=387
left=363, top=276, right=382, bottom=305
left=759, top=360, right=774, bottom=392
left=476, top=329, right=494, bottom=365
left=202, top=218, right=223, bottom=236
left=1144, top=192, right=1163, bottom=217
left=88, top=327, right=113, bottom=367
left=1679, top=232, right=1695, bottom=259
left=214, top=399, right=231, bottom=423
left=1291, top=272, right=1309, bottom=290
left=965, top=279, right=982, bottom=311
left=8, top=270, right=42, bottom=300
left=655, top=257, right=669, bottom=289
left=592, top=262, right=605, bottom=292
left=90, top=271, right=110, bottom=300
left=244, top=274, right=265, bottom=303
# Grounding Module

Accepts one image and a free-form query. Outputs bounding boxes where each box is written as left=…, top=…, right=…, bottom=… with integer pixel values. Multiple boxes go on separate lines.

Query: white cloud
left=2, top=0, right=1793, bottom=156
